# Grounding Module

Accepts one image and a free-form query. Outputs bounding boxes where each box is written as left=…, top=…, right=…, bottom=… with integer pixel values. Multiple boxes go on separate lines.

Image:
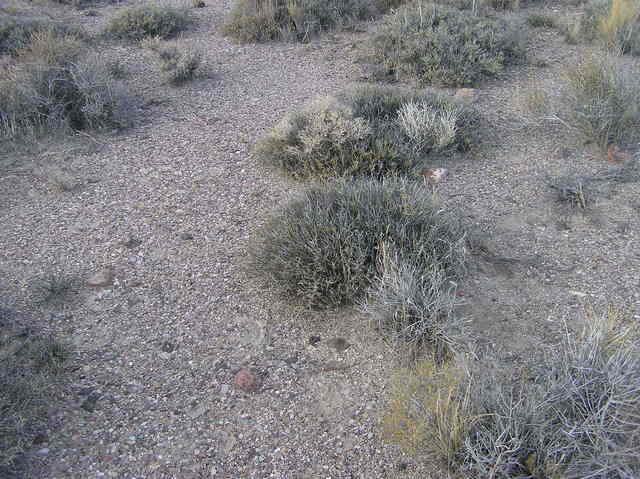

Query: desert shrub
left=0, top=31, right=133, bottom=139
left=558, top=55, right=640, bottom=148
left=385, top=307, right=640, bottom=478
left=223, top=0, right=404, bottom=43
left=251, top=177, right=467, bottom=310
left=157, top=46, right=202, bottom=85
left=256, top=85, right=480, bottom=180
left=461, top=307, right=640, bottom=478
left=0, top=306, right=68, bottom=476
left=527, top=12, right=556, bottom=28
left=372, top=2, right=526, bottom=86
left=0, top=18, right=84, bottom=56
left=577, top=0, right=640, bottom=54
left=106, top=5, right=192, bottom=40
left=360, top=244, right=463, bottom=355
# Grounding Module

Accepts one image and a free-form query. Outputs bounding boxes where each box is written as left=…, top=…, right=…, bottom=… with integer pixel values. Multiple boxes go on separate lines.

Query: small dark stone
left=123, top=237, right=142, bottom=249
left=180, top=232, right=194, bottom=241
left=32, top=432, right=48, bottom=445
left=81, top=391, right=101, bottom=412
left=308, top=335, right=321, bottom=346
left=161, top=341, right=176, bottom=353
left=397, top=462, right=409, bottom=472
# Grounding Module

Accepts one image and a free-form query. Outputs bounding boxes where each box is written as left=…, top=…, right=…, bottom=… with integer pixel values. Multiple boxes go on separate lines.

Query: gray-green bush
left=223, top=0, right=405, bottom=43
left=572, top=0, right=640, bottom=55
left=0, top=17, right=84, bottom=56
left=372, top=2, right=527, bottom=86
left=0, top=31, right=133, bottom=139
left=106, top=5, right=192, bottom=40
left=251, top=177, right=467, bottom=310
left=256, top=85, right=480, bottom=180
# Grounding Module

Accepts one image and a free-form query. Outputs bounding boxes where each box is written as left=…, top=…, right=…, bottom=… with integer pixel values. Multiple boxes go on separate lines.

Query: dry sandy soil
left=1, top=0, right=639, bottom=478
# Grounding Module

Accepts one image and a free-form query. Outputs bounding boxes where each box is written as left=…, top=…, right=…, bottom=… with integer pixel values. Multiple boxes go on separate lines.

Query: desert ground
left=1, top=0, right=639, bottom=478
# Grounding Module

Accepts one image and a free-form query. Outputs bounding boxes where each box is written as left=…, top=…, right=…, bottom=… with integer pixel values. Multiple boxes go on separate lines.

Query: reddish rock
left=234, top=368, right=259, bottom=392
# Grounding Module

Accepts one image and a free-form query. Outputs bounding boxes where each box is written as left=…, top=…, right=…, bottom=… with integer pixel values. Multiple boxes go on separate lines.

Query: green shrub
left=560, top=55, right=640, bottom=148
left=251, top=177, right=467, bottom=310
left=0, top=31, right=133, bottom=139
left=372, top=2, right=526, bottom=86
left=256, top=85, right=480, bottom=180
left=223, top=0, right=405, bottom=43
left=0, top=306, right=68, bottom=475
left=106, top=5, right=192, bottom=40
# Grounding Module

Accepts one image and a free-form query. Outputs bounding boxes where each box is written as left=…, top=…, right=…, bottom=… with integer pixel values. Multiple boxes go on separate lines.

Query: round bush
left=372, top=3, right=526, bottom=86
left=106, top=6, right=192, bottom=41
left=256, top=85, right=480, bottom=180
left=251, top=177, right=467, bottom=309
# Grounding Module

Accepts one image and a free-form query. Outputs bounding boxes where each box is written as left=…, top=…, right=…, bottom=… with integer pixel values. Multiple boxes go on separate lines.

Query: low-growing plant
left=557, top=55, right=640, bottom=149
left=256, top=85, right=480, bottom=180
left=157, top=46, right=202, bottom=85
left=106, top=5, right=192, bottom=40
left=381, top=358, right=475, bottom=464
left=527, top=12, right=556, bottom=28
left=0, top=30, right=133, bottom=140
left=251, top=177, right=468, bottom=310
left=223, top=0, right=404, bottom=43
left=0, top=17, right=84, bottom=56
left=372, top=2, right=526, bottom=86
left=386, top=306, right=640, bottom=478
left=0, top=306, right=68, bottom=476
left=568, top=0, right=640, bottom=54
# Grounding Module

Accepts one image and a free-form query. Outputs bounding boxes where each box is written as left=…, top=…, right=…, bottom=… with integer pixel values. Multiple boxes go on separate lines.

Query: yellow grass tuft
left=598, top=0, right=640, bottom=50
left=380, top=358, right=477, bottom=466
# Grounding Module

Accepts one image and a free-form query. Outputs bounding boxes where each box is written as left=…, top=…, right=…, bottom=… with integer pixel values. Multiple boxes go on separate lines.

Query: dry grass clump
left=559, top=55, right=640, bottom=149
left=105, top=5, right=192, bottom=41
left=382, top=307, right=640, bottom=478
left=250, top=177, right=468, bottom=313
left=372, top=2, right=526, bottom=86
left=223, top=0, right=404, bottom=43
left=256, top=85, right=480, bottom=180
left=566, top=0, right=640, bottom=54
left=0, top=306, right=68, bottom=476
left=0, top=17, right=84, bottom=56
left=381, top=358, right=475, bottom=464
left=0, top=30, right=133, bottom=140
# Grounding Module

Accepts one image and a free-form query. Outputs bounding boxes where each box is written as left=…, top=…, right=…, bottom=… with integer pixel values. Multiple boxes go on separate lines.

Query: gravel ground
left=1, top=1, right=639, bottom=478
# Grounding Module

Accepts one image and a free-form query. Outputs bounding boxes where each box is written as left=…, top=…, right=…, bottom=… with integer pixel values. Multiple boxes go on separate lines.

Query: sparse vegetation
left=106, top=5, right=192, bottom=41
left=0, top=17, right=83, bottom=56
left=0, top=30, right=133, bottom=140
left=527, top=12, right=556, bottom=28
left=566, top=0, right=640, bottom=53
left=559, top=55, right=640, bottom=149
left=382, top=307, right=640, bottom=478
left=256, top=85, right=480, bottom=180
left=0, top=306, right=68, bottom=476
left=223, top=0, right=405, bottom=43
left=372, top=2, right=526, bottom=86
left=251, top=177, right=467, bottom=312
left=157, top=46, right=202, bottom=85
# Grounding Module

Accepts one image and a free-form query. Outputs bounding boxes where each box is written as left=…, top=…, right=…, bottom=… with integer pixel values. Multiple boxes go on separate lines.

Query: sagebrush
left=223, top=0, right=404, bottom=43
left=372, top=2, right=526, bottom=86
left=256, top=85, right=480, bottom=180
left=106, top=5, right=192, bottom=40
left=251, top=177, right=468, bottom=311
